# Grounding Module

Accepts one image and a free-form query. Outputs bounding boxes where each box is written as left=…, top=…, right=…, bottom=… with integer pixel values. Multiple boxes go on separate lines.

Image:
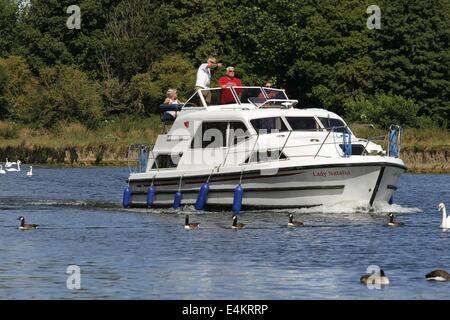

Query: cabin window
left=191, top=122, right=228, bottom=149
left=250, top=117, right=288, bottom=135
left=318, top=117, right=347, bottom=133
left=245, top=150, right=287, bottom=163
left=286, top=117, right=321, bottom=131
left=152, top=153, right=182, bottom=169
left=340, top=144, right=366, bottom=155
left=229, top=121, right=251, bottom=145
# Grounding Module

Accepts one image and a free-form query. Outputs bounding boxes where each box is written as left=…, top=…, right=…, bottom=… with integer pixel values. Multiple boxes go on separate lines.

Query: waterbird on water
left=5, top=158, right=13, bottom=168
left=17, top=216, right=39, bottom=230
left=360, top=269, right=390, bottom=285
left=232, top=215, right=245, bottom=230
left=5, top=160, right=21, bottom=172
left=27, top=166, right=33, bottom=177
left=0, top=165, right=5, bottom=174
left=386, top=212, right=403, bottom=227
left=288, top=213, right=304, bottom=227
left=426, top=270, right=450, bottom=281
left=439, top=203, right=449, bottom=229
left=184, top=215, right=200, bottom=230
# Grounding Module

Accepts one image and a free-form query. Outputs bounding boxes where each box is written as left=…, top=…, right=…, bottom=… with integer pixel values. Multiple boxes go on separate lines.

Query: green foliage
left=150, top=54, right=197, bottom=100
left=0, top=0, right=448, bottom=130
left=0, top=64, right=7, bottom=117
left=344, top=94, right=428, bottom=129
left=0, top=55, right=42, bottom=122
left=37, top=66, right=103, bottom=128
left=129, top=73, right=161, bottom=115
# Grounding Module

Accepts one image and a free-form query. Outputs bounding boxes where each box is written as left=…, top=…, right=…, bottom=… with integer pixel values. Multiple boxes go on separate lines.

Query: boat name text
left=313, top=170, right=351, bottom=177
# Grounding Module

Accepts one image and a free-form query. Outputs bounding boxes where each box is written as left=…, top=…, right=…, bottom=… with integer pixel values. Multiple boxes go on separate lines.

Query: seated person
left=163, top=88, right=182, bottom=120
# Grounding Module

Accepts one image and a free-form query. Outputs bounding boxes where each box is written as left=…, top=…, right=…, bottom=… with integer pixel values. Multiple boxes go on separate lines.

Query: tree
left=0, top=55, right=42, bottom=122
left=369, top=0, right=450, bottom=127
left=0, top=64, right=8, bottom=118
left=0, top=0, right=18, bottom=57
left=38, top=66, right=103, bottom=128
left=99, top=0, right=175, bottom=81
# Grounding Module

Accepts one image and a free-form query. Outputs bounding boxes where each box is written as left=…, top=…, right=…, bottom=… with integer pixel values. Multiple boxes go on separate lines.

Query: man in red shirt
left=218, top=66, right=242, bottom=104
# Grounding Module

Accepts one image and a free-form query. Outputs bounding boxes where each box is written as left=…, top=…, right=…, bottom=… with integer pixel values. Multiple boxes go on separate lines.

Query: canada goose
left=17, top=216, right=39, bottom=230
left=232, top=215, right=245, bottom=230
left=288, top=213, right=304, bottom=227
left=0, top=165, right=5, bottom=174
left=439, top=203, right=449, bottom=229
left=26, top=166, right=33, bottom=177
left=387, top=212, right=403, bottom=227
left=184, top=215, right=200, bottom=230
left=360, top=269, right=390, bottom=285
left=426, top=269, right=450, bottom=281
left=6, top=160, right=20, bottom=172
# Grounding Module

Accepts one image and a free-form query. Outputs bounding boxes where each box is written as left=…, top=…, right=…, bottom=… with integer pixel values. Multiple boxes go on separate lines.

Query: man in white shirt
left=195, top=57, right=222, bottom=90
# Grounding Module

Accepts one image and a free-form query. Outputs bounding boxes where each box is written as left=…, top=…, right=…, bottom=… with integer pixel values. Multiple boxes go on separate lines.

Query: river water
left=0, top=167, right=449, bottom=299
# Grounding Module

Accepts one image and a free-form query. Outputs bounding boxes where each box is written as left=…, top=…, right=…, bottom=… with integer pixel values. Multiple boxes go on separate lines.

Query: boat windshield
left=231, top=87, right=265, bottom=104
left=183, top=91, right=205, bottom=108
left=183, top=86, right=291, bottom=108
left=262, top=87, right=288, bottom=100
left=318, top=117, right=349, bottom=133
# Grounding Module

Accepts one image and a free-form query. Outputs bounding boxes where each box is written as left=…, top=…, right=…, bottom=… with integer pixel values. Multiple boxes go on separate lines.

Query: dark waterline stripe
left=131, top=184, right=345, bottom=195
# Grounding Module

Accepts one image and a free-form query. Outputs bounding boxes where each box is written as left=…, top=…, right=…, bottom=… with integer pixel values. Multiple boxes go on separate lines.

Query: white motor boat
left=124, top=86, right=406, bottom=211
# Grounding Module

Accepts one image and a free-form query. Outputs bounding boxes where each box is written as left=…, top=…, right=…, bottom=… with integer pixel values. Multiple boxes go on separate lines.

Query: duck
left=360, top=269, right=390, bottom=285
left=232, top=215, right=245, bottom=230
left=26, top=166, right=33, bottom=177
left=288, top=213, right=304, bottom=227
left=184, top=215, right=200, bottom=230
left=439, top=203, right=449, bottom=229
left=425, top=269, right=450, bottom=281
left=17, top=216, right=39, bottom=230
left=387, top=212, right=403, bottom=227
left=5, top=160, right=20, bottom=172
left=0, top=165, right=5, bottom=174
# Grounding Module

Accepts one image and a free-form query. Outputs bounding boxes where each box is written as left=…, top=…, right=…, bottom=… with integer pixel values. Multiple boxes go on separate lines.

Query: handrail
left=278, top=130, right=292, bottom=160
left=128, top=144, right=152, bottom=173
left=314, top=127, right=334, bottom=159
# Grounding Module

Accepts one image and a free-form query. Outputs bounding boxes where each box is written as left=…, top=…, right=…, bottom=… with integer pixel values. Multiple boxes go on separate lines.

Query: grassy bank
left=350, top=124, right=450, bottom=152
left=0, top=119, right=448, bottom=172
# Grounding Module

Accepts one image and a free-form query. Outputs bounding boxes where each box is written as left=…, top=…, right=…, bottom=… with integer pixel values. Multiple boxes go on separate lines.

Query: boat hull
left=127, top=160, right=405, bottom=210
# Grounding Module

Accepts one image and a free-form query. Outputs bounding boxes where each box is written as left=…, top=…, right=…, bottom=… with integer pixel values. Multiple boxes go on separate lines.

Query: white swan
left=0, top=165, right=5, bottom=174
left=5, top=160, right=20, bottom=172
left=5, top=158, right=13, bottom=168
left=27, top=166, right=33, bottom=177
left=439, top=203, right=449, bottom=229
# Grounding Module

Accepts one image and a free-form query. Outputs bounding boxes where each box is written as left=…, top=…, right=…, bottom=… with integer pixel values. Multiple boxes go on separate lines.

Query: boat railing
left=218, top=127, right=355, bottom=167
left=127, top=144, right=153, bottom=173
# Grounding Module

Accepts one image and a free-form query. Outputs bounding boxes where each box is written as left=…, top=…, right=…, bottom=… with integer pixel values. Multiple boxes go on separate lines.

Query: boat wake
left=0, top=197, right=122, bottom=210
